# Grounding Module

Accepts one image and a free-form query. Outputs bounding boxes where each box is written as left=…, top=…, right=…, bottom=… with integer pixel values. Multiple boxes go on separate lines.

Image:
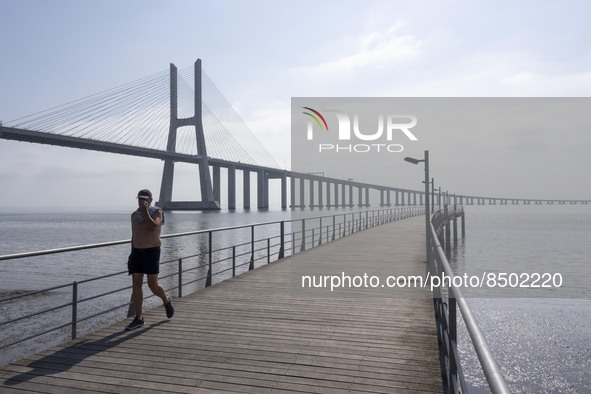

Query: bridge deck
left=0, top=216, right=442, bottom=393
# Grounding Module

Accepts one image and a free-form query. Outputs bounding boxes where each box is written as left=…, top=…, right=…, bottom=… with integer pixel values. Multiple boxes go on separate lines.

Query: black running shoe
left=165, top=297, right=174, bottom=319
left=125, top=316, right=144, bottom=330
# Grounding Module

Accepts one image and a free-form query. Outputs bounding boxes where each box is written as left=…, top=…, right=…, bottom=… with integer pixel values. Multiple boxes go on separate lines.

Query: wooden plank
left=1, top=216, right=442, bottom=393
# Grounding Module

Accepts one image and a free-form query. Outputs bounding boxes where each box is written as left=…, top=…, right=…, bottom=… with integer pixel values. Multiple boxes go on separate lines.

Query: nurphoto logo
left=302, top=107, right=418, bottom=153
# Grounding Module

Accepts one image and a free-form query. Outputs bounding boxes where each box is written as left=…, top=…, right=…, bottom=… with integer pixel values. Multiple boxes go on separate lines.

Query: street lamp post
left=431, top=177, right=435, bottom=213
left=404, top=150, right=431, bottom=267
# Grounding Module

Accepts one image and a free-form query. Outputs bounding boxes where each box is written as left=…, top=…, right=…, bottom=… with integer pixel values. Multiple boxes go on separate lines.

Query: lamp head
left=404, top=157, right=421, bottom=165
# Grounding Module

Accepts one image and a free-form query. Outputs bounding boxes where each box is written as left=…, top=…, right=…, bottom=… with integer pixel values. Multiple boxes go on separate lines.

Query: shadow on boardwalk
left=3, top=321, right=169, bottom=387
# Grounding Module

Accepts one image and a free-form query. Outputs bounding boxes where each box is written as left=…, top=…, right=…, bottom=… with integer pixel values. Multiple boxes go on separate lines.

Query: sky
left=1, top=0, right=591, bottom=210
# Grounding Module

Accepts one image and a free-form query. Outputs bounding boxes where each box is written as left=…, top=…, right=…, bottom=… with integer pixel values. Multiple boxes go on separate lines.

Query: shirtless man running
left=126, top=189, right=174, bottom=330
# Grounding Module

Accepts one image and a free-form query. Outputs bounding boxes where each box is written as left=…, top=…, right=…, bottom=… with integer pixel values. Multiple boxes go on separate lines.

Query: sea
left=451, top=205, right=591, bottom=393
left=1, top=205, right=590, bottom=393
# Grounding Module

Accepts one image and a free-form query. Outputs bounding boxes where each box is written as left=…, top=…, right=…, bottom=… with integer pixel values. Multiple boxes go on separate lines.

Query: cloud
left=501, top=70, right=591, bottom=95
left=501, top=71, right=538, bottom=87
left=369, top=47, right=591, bottom=97
left=295, top=21, right=421, bottom=77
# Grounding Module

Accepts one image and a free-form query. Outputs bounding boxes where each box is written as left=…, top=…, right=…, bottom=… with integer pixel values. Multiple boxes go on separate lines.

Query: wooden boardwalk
left=0, top=216, right=442, bottom=393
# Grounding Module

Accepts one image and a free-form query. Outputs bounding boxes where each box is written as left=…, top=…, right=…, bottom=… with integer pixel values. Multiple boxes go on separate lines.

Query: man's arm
left=141, top=206, right=162, bottom=230
left=149, top=209, right=163, bottom=228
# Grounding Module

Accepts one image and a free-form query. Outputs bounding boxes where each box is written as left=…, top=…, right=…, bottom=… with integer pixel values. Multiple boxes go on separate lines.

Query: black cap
left=137, top=189, right=152, bottom=200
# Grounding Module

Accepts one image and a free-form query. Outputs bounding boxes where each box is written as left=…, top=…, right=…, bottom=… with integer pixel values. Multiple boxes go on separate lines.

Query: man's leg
left=147, top=274, right=168, bottom=304
left=147, top=274, right=174, bottom=318
left=132, top=273, right=144, bottom=316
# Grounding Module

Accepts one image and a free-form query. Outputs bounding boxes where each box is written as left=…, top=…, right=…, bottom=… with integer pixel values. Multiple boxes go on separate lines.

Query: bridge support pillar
left=257, top=170, right=268, bottom=209
left=318, top=180, right=324, bottom=208
left=348, top=185, right=354, bottom=207
left=281, top=172, right=287, bottom=209
left=213, top=165, right=221, bottom=203
left=157, top=60, right=219, bottom=211
left=461, top=214, right=466, bottom=238
left=159, top=157, right=175, bottom=208
left=309, top=179, right=315, bottom=208
left=228, top=165, right=236, bottom=210
left=290, top=176, right=295, bottom=208
left=358, top=187, right=363, bottom=207
left=333, top=182, right=339, bottom=207
left=300, top=177, right=305, bottom=208
left=243, top=170, right=250, bottom=209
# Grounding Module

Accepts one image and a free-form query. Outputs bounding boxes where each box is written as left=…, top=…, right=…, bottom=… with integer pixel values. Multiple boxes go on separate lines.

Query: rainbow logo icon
left=302, top=107, right=329, bottom=131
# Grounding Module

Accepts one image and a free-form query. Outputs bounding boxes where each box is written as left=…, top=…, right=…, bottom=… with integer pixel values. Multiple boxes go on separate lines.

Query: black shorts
left=127, top=247, right=161, bottom=275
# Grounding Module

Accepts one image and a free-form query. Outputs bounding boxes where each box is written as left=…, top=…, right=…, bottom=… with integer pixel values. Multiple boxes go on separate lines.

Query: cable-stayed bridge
left=1, top=59, right=589, bottom=210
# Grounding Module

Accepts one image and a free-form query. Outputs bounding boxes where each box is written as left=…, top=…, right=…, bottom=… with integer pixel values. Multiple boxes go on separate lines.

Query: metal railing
left=429, top=205, right=511, bottom=394
left=0, top=206, right=423, bottom=362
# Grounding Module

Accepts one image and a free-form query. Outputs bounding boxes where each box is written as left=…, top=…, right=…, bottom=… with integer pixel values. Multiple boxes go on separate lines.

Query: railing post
left=178, top=258, right=183, bottom=298
left=344, top=214, right=348, bottom=236
left=249, top=225, right=255, bottom=270
left=318, top=218, right=322, bottom=245
left=445, top=222, right=451, bottom=259
left=267, top=238, right=270, bottom=263
left=300, top=219, right=306, bottom=251
left=461, top=213, right=466, bottom=238
left=206, top=231, right=213, bottom=287
left=232, top=246, right=236, bottom=277
left=449, top=294, right=458, bottom=389
left=453, top=215, right=458, bottom=245
left=332, top=215, right=336, bottom=241
left=278, top=221, right=285, bottom=259
left=71, top=281, right=78, bottom=340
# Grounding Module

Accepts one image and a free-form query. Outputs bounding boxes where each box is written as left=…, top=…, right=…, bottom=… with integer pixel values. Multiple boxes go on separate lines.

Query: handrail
left=429, top=206, right=511, bottom=394
left=0, top=239, right=131, bottom=261
left=0, top=206, right=423, bottom=363
left=0, top=209, right=413, bottom=262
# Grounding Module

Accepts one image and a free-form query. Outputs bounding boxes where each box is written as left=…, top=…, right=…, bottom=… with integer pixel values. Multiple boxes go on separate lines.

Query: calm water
left=0, top=209, right=291, bottom=290
left=452, top=205, right=591, bottom=393
left=0, top=206, right=376, bottom=366
left=1, top=205, right=590, bottom=393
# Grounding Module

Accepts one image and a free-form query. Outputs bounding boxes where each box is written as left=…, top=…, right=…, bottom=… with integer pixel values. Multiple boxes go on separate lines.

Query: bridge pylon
left=157, top=59, right=220, bottom=211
